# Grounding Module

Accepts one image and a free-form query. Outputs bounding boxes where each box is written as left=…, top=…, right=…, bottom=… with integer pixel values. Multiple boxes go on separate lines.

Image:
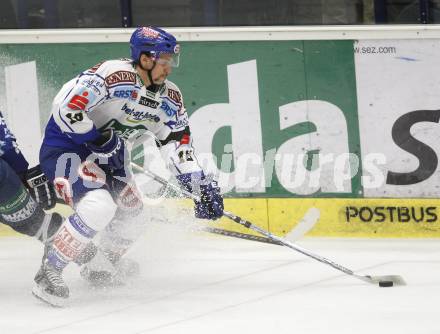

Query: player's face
left=151, top=54, right=174, bottom=84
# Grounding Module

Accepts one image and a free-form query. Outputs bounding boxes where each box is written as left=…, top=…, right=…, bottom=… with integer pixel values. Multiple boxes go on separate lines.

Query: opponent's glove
left=22, top=165, right=57, bottom=210
left=176, top=172, right=224, bottom=220
left=196, top=181, right=224, bottom=220
left=86, top=129, right=125, bottom=171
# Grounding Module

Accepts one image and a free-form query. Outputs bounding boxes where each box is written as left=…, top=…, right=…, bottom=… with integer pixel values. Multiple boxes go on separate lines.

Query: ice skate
left=80, top=249, right=140, bottom=287
left=32, top=259, right=69, bottom=307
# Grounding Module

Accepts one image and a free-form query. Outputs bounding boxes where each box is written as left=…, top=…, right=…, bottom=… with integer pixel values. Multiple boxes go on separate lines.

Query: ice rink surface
left=0, top=223, right=439, bottom=334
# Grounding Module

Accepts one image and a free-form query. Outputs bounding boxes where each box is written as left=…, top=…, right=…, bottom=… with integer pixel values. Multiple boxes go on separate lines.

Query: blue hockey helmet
left=130, top=26, right=180, bottom=67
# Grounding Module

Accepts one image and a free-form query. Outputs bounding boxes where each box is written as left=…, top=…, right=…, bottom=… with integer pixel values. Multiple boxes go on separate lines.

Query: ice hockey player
left=33, top=26, right=224, bottom=307
left=0, top=111, right=62, bottom=244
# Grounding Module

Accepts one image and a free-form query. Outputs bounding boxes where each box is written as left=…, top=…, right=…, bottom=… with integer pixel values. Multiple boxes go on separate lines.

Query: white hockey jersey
left=43, top=59, right=200, bottom=176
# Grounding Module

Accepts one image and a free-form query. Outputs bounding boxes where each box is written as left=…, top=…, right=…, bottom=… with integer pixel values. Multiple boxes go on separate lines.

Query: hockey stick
left=202, top=207, right=319, bottom=245
left=131, top=162, right=406, bottom=287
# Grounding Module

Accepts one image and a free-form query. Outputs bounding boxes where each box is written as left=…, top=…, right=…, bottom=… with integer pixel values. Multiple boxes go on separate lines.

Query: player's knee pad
left=48, top=191, right=116, bottom=269
left=75, top=189, right=117, bottom=232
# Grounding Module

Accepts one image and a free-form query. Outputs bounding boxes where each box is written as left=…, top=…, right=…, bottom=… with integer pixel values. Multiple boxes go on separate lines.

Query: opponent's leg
left=0, top=159, right=63, bottom=243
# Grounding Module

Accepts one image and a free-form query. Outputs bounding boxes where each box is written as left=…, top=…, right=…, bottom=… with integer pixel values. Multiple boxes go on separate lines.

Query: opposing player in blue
left=33, top=26, right=224, bottom=306
left=0, top=111, right=61, bottom=243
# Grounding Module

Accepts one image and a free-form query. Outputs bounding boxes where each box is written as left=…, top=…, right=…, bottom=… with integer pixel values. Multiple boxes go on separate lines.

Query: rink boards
left=2, top=28, right=440, bottom=239
left=1, top=198, right=439, bottom=238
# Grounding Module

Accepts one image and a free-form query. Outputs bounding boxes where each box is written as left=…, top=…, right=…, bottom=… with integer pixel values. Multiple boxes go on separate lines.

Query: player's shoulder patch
left=105, top=70, right=136, bottom=88
left=164, top=81, right=183, bottom=106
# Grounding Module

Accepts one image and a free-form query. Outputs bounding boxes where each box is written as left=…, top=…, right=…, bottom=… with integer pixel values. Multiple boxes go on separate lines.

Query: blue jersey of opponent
left=0, top=111, right=29, bottom=174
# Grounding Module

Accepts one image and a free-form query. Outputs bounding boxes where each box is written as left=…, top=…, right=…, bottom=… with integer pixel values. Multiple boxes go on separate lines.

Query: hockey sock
left=47, top=213, right=98, bottom=271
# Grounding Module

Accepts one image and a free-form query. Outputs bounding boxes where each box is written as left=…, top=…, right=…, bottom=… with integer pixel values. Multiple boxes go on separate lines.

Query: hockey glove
left=86, top=129, right=125, bottom=171
left=22, top=165, right=57, bottom=210
left=176, top=173, right=224, bottom=220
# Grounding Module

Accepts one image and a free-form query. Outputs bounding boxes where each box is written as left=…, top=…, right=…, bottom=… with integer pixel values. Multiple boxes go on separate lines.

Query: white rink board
left=0, top=225, right=438, bottom=334
left=356, top=39, right=440, bottom=197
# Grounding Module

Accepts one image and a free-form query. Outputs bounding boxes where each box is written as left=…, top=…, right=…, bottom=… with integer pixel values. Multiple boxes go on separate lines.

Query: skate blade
left=32, top=284, right=67, bottom=308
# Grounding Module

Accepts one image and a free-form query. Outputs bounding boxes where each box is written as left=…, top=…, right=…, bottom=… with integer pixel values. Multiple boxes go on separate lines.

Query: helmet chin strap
left=138, top=60, right=161, bottom=93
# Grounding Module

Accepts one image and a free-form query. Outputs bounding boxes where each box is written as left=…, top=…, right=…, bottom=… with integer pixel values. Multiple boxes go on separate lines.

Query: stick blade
left=285, top=207, right=320, bottom=241
left=364, top=274, right=407, bottom=286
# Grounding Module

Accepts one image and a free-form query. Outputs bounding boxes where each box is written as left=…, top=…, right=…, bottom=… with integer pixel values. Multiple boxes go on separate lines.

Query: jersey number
left=66, top=112, right=84, bottom=124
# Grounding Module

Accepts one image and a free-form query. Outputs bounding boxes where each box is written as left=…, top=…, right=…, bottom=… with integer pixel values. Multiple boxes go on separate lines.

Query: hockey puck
left=379, top=281, right=394, bottom=287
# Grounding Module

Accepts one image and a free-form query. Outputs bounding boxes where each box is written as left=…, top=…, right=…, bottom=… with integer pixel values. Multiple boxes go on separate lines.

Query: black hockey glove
left=22, top=165, right=57, bottom=210
left=86, top=129, right=126, bottom=171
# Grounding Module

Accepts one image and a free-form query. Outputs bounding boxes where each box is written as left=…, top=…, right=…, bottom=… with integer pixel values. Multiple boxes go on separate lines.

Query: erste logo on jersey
left=161, top=99, right=178, bottom=117
left=113, top=89, right=138, bottom=100
left=105, top=71, right=136, bottom=87
left=161, top=88, right=183, bottom=117
left=65, top=88, right=97, bottom=124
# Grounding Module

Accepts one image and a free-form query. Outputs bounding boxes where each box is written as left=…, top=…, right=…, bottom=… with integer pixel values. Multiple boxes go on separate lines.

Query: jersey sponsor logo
left=82, top=78, right=104, bottom=95
left=0, top=188, right=27, bottom=213
left=145, top=89, right=156, bottom=99
left=105, top=71, right=136, bottom=87
left=69, top=213, right=97, bottom=238
left=100, top=119, right=147, bottom=140
left=160, top=99, right=178, bottom=116
left=67, top=91, right=90, bottom=111
left=167, top=88, right=182, bottom=105
left=0, top=197, right=37, bottom=223
left=139, top=96, right=160, bottom=108
left=113, top=89, right=138, bottom=100
left=121, top=103, right=160, bottom=123
left=53, top=226, right=84, bottom=260
left=175, top=117, right=189, bottom=129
